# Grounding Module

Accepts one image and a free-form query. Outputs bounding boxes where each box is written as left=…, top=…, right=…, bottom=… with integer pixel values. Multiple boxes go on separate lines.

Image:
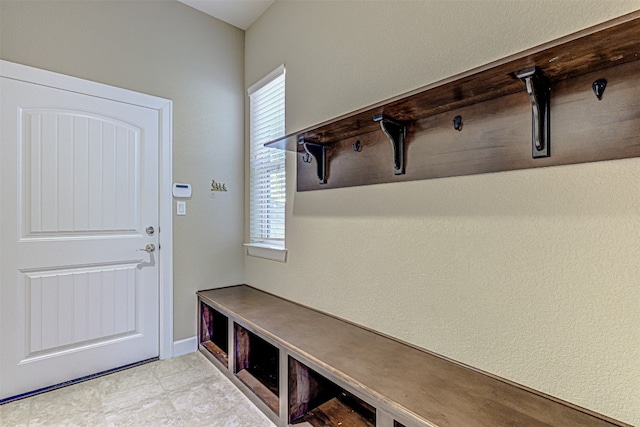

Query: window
left=246, top=66, right=286, bottom=261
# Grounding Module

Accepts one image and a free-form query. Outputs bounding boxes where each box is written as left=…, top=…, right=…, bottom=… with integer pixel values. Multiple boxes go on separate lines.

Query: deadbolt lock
left=146, top=226, right=155, bottom=236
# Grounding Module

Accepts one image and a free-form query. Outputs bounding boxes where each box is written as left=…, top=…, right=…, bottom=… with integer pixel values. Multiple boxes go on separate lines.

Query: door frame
left=0, top=60, right=174, bottom=360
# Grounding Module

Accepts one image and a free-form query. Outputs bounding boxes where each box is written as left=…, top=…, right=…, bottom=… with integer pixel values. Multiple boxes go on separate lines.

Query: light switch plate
left=177, top=201, right=186, bottom=216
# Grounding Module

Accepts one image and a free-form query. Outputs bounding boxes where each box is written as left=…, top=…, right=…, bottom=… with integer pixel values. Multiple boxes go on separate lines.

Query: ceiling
left=177, top=0, right=275, bottom=30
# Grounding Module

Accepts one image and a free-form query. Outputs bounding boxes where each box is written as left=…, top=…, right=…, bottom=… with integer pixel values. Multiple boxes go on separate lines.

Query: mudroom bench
left=197, top=285, right=626, bottom=427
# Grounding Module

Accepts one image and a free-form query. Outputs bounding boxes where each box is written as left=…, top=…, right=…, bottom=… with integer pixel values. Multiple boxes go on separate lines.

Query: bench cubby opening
left=199, top=301, right=229, bottom=367
left=394, top=422, right=406, bottom=427
left=289, top=357, right=375, bottom=427
left=234, top=323, right=280, bottom=414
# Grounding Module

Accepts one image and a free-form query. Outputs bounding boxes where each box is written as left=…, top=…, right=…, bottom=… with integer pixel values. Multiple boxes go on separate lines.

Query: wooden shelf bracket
left=517, top=67, right=550, bottom=158
left=300, top=138, right=328, bottom=184
left=374, top=114, right=407, bottom=175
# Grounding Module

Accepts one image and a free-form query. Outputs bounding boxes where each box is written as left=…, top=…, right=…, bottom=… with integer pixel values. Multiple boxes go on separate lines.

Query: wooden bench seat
left=197, top=285, right=627, bottom=427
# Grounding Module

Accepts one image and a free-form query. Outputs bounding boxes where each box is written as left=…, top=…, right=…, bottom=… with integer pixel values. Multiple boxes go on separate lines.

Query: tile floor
left=0, top=352, right=276, bottom=426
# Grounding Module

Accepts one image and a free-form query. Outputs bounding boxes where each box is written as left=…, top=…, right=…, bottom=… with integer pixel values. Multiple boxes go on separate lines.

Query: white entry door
left=0, top=72, right=161, bottom=400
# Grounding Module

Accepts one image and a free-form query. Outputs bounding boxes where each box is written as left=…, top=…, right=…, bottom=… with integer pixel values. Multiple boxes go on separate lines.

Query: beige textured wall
left=0, top=0, right=245, bottom=341
left=245, top=1, right=640, bottom=424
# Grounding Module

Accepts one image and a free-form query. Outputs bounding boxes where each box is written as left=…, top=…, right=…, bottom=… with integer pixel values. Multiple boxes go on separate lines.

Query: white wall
left=0, top=0, right=246, bottom=341
left=245, top=1, right=640, bottom=424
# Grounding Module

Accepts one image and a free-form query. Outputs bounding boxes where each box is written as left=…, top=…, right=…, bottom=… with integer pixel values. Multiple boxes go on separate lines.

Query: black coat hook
left=352, top=140, right=362, bottom=152
left=592, top=79, right=607, bottom=100
left=453, top=115, right=463, bottom=131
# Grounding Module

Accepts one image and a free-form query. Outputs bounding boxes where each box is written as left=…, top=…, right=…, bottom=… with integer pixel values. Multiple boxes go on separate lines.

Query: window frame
left=245, top=65, right=287, bottom=262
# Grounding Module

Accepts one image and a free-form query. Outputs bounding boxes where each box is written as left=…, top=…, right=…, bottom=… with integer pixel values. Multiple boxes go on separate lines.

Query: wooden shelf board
left=296, top=57, right=640, bottom=191
left=265, top=12, right=640, bottom=152
left=236, top=368, right=280, bottom=415
left=292, top=397, right=375, bottom=427
left=201, top=340, right=228, bottom=367
left=198, top=286, right=630, bottom=427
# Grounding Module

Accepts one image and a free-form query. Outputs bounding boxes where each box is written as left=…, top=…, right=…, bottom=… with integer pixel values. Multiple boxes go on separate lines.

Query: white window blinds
left=249, top=66, right=285, bottom=245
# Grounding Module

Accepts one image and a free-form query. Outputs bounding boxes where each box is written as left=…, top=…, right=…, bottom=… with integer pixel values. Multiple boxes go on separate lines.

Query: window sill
left=244, top=243, right=288, bottom=263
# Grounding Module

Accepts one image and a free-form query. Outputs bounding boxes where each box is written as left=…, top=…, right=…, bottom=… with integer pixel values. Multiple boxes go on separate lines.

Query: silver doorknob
left=139, top=244, right=156, bottom=252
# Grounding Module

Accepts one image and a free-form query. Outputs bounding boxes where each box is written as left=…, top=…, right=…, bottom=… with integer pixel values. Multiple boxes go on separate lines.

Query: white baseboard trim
left=173, top=336, right=198, bottom=358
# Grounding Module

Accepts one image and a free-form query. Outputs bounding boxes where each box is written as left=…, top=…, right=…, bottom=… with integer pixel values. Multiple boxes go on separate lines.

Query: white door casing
left=0, top=61, right=173, bottom=400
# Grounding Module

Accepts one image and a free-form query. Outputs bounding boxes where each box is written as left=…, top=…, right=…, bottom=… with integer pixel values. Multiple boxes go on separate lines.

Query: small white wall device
left=172, top=183, right=191, bottom=198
